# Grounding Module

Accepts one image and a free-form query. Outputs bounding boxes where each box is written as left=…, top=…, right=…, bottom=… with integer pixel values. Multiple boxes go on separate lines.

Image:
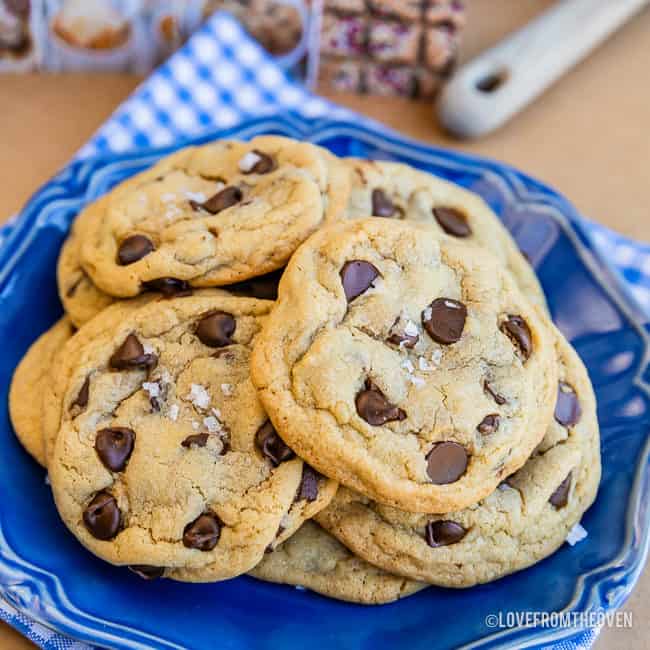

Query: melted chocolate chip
left=426, top=441, right=468, bottom=484
left=549, top=472, right=572, bottom=509
left=190, top=186, right=242, bottom=214
left=117, top=235, right=155, bottom=266
left=142, top=277, right=192, bottom=297
left=83, top=491, right=121, bottom=540
left=432, top=207, right=471, bottom=238
left=477, top=414, right=500, bottom=435
left=425, top=520, right=467, bottom=547
left=500, top=315, right=532, bottom=361
left=555, top=382, right=582, bottom=427
left=70, top=376, right=90, bottom=412
left=296, top=464, right=321, bottom=502
left=243, top=150, right=277, bottom=174
left=183, top=512, right=222, bottom=551
left=371, top=189, right=396, bottom=217
left=196, top=311, right=236, bottom=347
left=483, top=380, right=507, bottom=405
left=340, top=260, right=379, bottom=302
left=181, top=433, right=210, bottom=448
left=225, top=268, right=283, bottom=300
left=255, top=420, right=295, bottom=466
left=129, top=565, right=165, bottom=580
left=422, top=298, right=467, bottom=344
left=95, top=427, right=135, bottom=472
left=356, top=380, right=406, bottom=426
left=110, top=334, right=157, bottom=370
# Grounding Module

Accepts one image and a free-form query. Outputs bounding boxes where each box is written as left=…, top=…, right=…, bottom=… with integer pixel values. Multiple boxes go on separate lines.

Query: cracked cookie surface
left=251, top=219, right=558, bottom=513
left=344, top=159, right=546, bottom=310
left=79, top=136, right=350, bottom=298
left=250, top=520, right=427, bottom=604
left=9, top=317, right=75, bottom=466
left=315, top=327, right=600, bottom=586
left=49, top=293, right=336, bottom=581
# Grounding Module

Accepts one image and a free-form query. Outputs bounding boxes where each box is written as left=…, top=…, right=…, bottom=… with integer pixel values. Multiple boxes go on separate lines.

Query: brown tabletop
left=1, top=0, right=648, bottom=647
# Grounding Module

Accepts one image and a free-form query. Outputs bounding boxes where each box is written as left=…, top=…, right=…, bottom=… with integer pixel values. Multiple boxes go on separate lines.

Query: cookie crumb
left=566, top=523, right=587, bottom=546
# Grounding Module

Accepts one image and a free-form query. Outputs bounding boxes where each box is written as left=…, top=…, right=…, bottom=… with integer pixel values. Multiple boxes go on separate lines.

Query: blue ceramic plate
left=1, top=116, right=649, bottom=650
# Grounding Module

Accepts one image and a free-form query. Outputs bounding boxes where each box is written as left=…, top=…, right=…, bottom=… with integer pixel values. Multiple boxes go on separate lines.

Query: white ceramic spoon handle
left=438, top=0, right=649, bottom=138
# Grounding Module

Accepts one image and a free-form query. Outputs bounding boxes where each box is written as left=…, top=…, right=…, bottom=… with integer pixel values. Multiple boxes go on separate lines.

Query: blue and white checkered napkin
left=0, top=10, right=641, bottom=650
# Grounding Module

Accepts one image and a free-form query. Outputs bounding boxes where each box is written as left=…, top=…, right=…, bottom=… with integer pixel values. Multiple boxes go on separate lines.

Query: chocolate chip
left=242, top=150, right=277, bottom=174
left=371, top=189, right=396, bottom=217
left=477, top=414, right=500, bottom=435
left=549, top=472, right=572, bottom=509
left=356, top=380, right=406, bottom=426
left=340, top=261, right=380, bottom=303
left=117, top=235, right=154, bottom=266
left=110, top=334, right=157, bottom=370
left=387, top=317, right=419, bottom=348
left=225, top=268, right=283, bottom=300
left=296, top=464, right=321, bottom=502
left=426, top=441, right=468, bottom=484
left=95, top=427, right=135, bottom=472
left=129, top=565, right=164, bottom=580
left=425, top=520, right=467, bottom=547
left=196, top=312, right=236, bottom=347
left=183, top=512, right=222, bottom=551
left=142, top=277, right=192, bottom=297
left=190, top=186, right=242, bottom=214
left=70, top=376, right=90, bottom=412
left=83, top=491, right=121, bottom=540
left=483, top=380, right=506, bottom=405
left=432, top=207, right=471, bottom=238
left=500, top=315, right=532, bottom=361
left=181, top=433, right=210, bottom=448
left=255, top=420, right=295, bottom=466
left=422, top=298, right=467, bottom=344
left=555, top=382, right=582, bottom=427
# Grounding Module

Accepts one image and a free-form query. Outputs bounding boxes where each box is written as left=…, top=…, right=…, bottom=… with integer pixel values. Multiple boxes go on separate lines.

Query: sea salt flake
left=403, top=320, right=419, bottom=337
left=280, top=514, right=292, bottom=528
left=211, top=407, right=222, bottom=419
left=203, top=416, right=221, bottom=433
left=430, top=349, right=443, bottom=365
left=401, top=359, right=415, bottom=373
left=220, top=383, right=234, bottom=396
left=238, top=151, right=262, bottom=172
left=185, top=190, right=206, bottom=203
left=161, top=192, right=177, bottom=202
left=44, top=474, right=51, bottom=485
left=168, top=404, right=179, bottom=421
left=423, top=306, right=433, bottom=321
left=409, top=376, right=425, bottom=387
left=418, top=356, right=431, bottom=371
left=294, top=585, right=306, bottom=591
left=192, top=420, right=200, bottom=430
left=187, top=383, right=210, bottom=410
left=143, top=343, right=155, bottom=355
left=566, top=523, right=588, bottom=546
left=142, top=382, right=160, bottom=398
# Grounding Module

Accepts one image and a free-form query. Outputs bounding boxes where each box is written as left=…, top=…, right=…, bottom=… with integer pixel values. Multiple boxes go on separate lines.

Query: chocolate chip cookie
left=316, top=326, right=600, bottom=586
left=251, top=218, right=558, bottom=513
left=79, top=136, right=351, bottom=298
left=49, top=293, right=337, bottom=580
left=250, top=521, right=427, bottom=604
left=9, top=317, right=75, bottom=466
left=345, top=159, right=546, bottom=309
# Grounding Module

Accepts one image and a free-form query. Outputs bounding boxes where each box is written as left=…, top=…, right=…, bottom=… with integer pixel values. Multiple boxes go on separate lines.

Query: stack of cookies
left=9, top=136, right=600, bottom=604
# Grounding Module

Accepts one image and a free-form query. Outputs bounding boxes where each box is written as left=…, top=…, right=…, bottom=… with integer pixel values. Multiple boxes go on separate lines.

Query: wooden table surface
left=1, top=0, right=648, bottom=647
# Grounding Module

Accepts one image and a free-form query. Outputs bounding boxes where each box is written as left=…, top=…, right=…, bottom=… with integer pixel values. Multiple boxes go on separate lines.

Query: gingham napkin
left=0, top=11, right=641, bottom=650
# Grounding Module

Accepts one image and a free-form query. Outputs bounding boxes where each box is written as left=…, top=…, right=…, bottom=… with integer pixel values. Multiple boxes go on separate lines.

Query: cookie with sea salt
left=49, top=293, right=337, bottom=581
left=251, top=218, right=558, bottom=513
left=316, top=326, right=600, bottom=586
left=78, top=136, right=350, bottom=298
left=250, top=521, right=427, bottom=604
left=344, top=159, right=546, bottom=310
